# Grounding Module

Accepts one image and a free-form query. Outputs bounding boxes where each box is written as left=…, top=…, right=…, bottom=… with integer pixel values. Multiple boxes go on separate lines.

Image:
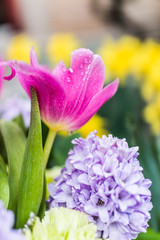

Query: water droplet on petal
left=67, top=77, right=71, bottom=82
left=89, top=59, right=92, bottom=64
left=69, top=67, right=73, bottom=73
left=80, top=64, right=83, bottom=69
left=81, top=71, right=84, bottom=76
left=84, top=58, right=88, bottom=63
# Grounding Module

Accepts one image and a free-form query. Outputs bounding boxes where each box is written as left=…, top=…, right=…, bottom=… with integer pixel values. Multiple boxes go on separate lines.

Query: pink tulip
left=4, top=48, right=118, bottom=131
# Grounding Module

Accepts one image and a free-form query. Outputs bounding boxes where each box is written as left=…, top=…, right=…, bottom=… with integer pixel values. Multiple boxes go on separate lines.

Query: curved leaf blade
left=0, top=155, right=9, bottom=207
left=16, top=87, right=43, bottom=228
left=0, top=120, right=26, bottom=213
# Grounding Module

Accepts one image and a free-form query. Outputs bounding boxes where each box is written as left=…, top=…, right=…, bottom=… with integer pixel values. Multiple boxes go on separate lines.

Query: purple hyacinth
left=48, top=131, right=152, bottom=240
left=0, top=201, right=24, bottom=240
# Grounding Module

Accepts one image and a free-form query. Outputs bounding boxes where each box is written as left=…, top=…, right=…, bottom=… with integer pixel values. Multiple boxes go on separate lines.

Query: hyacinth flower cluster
left=49, top=131, right=152, bottom=240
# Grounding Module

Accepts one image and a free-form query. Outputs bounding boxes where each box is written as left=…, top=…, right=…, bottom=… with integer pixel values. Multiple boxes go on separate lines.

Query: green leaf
left=0, top=155, right=9, bottom=207
left=0, top=154, right=6, bottom=172
left=48, top=133, right=80, bottom=167
left=16, top=87, right=43, bottom=228
left=0, top=120, right=26, bottom=213
left=137, top=228, right=160, bottom=239
left=38, top=175, right=46, bottom=220
left=13, top=114, right=27, bottom=134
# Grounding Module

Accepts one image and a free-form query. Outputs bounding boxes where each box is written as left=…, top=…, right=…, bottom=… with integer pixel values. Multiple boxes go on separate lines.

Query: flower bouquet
left=0, top=46, right=153, bottom=240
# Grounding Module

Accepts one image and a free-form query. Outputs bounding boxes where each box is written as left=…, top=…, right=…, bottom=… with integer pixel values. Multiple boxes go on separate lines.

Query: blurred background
left=1, top=1, right=160, bottom=239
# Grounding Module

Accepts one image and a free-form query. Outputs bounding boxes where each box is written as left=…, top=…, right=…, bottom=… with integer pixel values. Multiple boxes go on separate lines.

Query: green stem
left=43, top=129, right=56, bottom=171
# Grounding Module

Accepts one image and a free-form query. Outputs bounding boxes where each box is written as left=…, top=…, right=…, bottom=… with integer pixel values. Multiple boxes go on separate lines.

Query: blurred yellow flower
left=98, top=37, right=117, bottom=81
left=76, top=114, right=108, bottom=138
left=141, top=57, right=160, bottom=101
left=98, top=36, right=140, bottom=84
left=144, top=95, right=160, bottom=135
left=6, top=34, right=39, bottom=63
left=112, top=36, right=140, bottom=83
left=131, top=40, right=160, bottom=78
left=47, top=33, right=80, bottom=66
left=59, top=114, right=108, bottom=138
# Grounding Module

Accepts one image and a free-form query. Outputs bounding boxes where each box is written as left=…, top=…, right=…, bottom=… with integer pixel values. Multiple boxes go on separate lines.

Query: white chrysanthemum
left=25, top=207, right=98, bottom=240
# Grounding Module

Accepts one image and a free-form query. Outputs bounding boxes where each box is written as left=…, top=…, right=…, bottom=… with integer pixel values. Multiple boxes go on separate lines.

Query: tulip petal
left=30, top=48, right=51, bottom=72
left=30, top=47, right=39, bottom=67
left=67, top=49, right=103, bottom=117
left=52, top=50, right=93, bottom=117
left=7, top=61, right=67, bottom=125
left=70, top=79, right=119, bottom=130
left=52, top=49, right=106, bottom=120
left=71, top=53, right=106, bottom=117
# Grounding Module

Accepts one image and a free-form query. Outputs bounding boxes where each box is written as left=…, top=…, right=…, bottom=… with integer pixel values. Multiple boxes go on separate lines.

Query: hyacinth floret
left=0, top=201, right=24, bottom=240
left=49, top=131, right=152, bottom=240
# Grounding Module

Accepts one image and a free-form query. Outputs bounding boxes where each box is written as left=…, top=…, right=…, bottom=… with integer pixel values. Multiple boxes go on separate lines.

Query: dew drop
left=67, top=77, right=71, bottom=82
left=81, top=71, right=84, bottom=76
left=69, top=67, right=73, bottom=73
left=84, top=58, right=88, bottom=63
left=80, top=64, right=83, bottom=69
left=88, top=59, right=92, bottom=64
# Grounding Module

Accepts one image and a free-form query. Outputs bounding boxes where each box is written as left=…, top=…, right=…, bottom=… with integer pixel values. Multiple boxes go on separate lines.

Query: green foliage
left=0, top=155, right=9, bottom=207
left=47, top=132, right=80, bottom=167
left=99, top=78, right=146, bottom=142
left=0, top=120, right=26, bottom=213
left=137, top=228, right=160, bottom=239
left=42, top=121, right=80, bottom=167
left=16, top=88, right=43, bottom=228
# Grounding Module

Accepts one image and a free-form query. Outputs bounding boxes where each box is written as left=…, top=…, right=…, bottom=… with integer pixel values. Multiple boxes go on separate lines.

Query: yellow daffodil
left=98, top=37, right=117, bottom=81
left=112, top=36, right=140, bottom=83
left=141, top=57, right=160, bottom=101
left=144, top=95, right=160, bottom=135
left=6, top=34, right=39, bottom=63
left=47, top=33, right=80, bottom=66
left=76, top=114, right=108, bottom=138
left=59, top=114, right=108, bottom=138
left=131, top=40, right=160, bottom=78
left=98, top=36, right=140, bottom=84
